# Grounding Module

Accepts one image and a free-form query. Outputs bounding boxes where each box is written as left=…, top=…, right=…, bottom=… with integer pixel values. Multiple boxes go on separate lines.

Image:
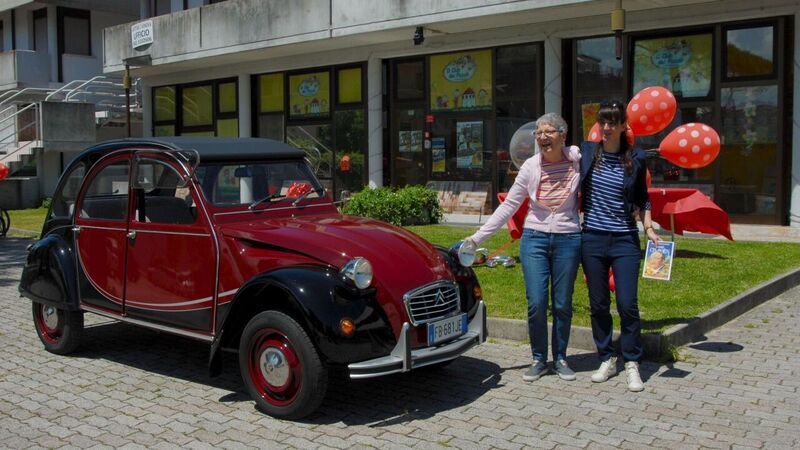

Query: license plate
left=427, top=313, right=467, bottom=345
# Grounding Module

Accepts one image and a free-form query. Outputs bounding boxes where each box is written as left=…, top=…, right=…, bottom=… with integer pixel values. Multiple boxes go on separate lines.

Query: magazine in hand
left=642, top=240, right=675, bottom=281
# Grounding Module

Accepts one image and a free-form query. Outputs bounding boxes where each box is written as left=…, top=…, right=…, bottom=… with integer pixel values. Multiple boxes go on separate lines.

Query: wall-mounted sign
left=131, top=20, right=154, bottom=52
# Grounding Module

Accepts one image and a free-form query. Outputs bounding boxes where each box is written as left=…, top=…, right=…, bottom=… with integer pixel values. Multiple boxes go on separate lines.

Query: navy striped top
left=583, top=151, right=638, bottom=232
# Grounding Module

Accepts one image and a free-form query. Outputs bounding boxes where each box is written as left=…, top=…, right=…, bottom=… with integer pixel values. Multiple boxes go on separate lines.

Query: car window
left=195, top=161, right=323, bottom=206
left=133, top=158, right=197, bottom=224
left=50, top=162, right=87, bottom=219
left=78, top=160, right=130, bottom=221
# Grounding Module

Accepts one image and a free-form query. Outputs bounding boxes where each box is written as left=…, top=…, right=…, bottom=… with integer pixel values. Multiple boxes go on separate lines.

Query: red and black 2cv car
left=19, top=137, right=486, bottom=419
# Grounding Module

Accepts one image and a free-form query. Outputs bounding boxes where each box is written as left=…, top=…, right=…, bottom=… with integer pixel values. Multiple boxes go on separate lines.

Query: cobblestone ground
left=1, top=238, right=798, bottom=449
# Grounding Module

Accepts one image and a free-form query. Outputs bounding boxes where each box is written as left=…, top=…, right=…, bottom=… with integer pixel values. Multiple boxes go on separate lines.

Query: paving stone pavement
left=1, top=237, right=798, bottom=449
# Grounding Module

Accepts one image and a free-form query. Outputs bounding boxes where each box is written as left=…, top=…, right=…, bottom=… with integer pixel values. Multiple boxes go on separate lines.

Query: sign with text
left=131, top=20, right=154, bottom=51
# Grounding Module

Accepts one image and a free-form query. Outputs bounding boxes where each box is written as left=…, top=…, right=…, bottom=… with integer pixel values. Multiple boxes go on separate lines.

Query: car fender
left=19, top=233, right=80, bottom=311
left=209, top=264, right=394, bottom=376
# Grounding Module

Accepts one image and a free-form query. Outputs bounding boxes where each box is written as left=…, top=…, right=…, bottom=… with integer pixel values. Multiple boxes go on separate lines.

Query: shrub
left=342, top=185, right=443, bottom=226
left=40, top=197, right=52, bottom=209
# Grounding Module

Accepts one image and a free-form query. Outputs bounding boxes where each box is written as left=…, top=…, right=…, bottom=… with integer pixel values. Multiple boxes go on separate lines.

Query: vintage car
left=19, top=137, right=486, bottom=419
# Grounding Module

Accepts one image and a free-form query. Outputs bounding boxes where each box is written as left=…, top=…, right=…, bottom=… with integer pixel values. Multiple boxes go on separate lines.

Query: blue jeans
left=519, top=229, right=581, bottom=362
left=581, top=230, right=643, bottom=363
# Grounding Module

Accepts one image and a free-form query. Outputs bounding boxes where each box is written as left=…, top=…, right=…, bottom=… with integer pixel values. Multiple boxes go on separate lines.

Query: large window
left=152, top=79, right=238, bottom=137
left=58, top=8, right=90, bottom=56
left=569, top=18, right=788, bottom=224
left=254, top=64, right=367, bottom=200
left=33, top=9, right=47, bottom=52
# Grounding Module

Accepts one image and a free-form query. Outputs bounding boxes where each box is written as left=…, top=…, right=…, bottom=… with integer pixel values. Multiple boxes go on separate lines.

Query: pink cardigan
left=469, top=145, right=581, bottom=245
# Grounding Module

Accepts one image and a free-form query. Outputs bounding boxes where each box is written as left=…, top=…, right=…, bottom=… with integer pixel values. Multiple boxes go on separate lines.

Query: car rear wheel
left=239, top=311, right=328, bottom=419
left=32, top=302, right=84, bottom=355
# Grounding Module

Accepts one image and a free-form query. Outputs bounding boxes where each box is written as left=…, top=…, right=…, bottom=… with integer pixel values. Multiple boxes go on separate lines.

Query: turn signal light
left=340, top=318, right=355, bottom=337
left=473, top=286, right=483, bottom=299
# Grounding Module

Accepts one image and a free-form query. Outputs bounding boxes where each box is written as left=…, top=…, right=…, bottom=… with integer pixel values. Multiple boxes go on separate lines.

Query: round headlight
left=451, top=239, right=477, bottom=267
left=341, top=257, right=373, bottom=289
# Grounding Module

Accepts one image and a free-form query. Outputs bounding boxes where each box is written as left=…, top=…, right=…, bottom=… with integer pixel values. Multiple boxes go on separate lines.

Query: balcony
left=0, top=50, right=50, bottom=91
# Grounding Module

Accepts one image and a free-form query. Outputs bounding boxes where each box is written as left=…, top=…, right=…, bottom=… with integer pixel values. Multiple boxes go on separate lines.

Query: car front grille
left=403, top=281, right=461, bottom=326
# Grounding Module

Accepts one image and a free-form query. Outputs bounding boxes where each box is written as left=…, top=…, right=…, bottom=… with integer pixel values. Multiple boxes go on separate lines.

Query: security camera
left=413, top=26, right=425, bottom=46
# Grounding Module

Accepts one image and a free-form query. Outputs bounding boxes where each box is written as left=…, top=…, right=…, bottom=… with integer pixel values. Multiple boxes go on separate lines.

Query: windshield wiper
left=292, top=188, right=319, bottom=207
left=248, top=193, right=286, bottom=210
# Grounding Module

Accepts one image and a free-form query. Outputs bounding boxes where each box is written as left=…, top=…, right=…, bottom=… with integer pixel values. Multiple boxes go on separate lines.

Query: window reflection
left=726, top=26, right=774, bottom=78
left=287, top=124, right=333, bottom=179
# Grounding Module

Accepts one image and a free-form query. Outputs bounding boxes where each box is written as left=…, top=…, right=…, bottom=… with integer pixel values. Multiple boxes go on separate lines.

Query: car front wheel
left=32, top=302, right=84, bottom=355
left=238, top=311, right=328, bottom=419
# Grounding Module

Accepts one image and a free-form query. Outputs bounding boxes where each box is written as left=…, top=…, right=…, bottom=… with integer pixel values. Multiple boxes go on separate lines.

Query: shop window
left=154, top=125, right=175, bottom=137
left=258, top=115, right=284, bottom=141
left=725, top=25, right=775, bottom=79
left=333, top=110, right=365, bottom=197
left=60, top=8, right=90, bottom=55
left=218, top=82, right=237, bottom=113
left=288, top=71, right=330, bottom=119
left=573, top=36, right=625, bottom=142
left=259, top=73, right=284, bottom=113
left=182, top=85, right=213, bottom=127
left=395, top=61, right=424, bottom=100
left=337, top=67, right=362, bottom=104
left=633, top=33, right=713, bottom=99
left=216, top=118, right=238, bottom=137
left=392, top=108, right=426, bottom=187
left=430, top=49, right=493, bottom=112
left=286, top=123, right=333, bottom=192
left=154, top=86, right=176, bottom=122
left=718, top=85, right=778, bottom=215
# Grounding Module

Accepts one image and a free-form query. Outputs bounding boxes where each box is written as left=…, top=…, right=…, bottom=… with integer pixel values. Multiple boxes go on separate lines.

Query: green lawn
left=7, top=208, right=799, bottom=333
left=408, top=224, right=800, bottom=332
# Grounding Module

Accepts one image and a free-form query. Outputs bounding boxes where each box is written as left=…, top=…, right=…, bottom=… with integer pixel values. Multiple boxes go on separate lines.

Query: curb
left=486, top=266, right=800, bottom=359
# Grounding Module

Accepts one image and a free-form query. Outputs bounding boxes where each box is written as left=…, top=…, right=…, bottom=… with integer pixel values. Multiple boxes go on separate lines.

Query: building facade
left=104, top=0, right=800, bottom=225
left=0, top=0, right=138, bottom=207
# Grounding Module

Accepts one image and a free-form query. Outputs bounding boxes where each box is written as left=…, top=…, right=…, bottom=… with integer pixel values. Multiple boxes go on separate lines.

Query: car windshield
left=194, top=160, right=324, bottom=207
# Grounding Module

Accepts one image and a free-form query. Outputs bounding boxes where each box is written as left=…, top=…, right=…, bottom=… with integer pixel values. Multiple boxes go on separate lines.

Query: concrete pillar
left=790, top=13, right=800, bottom=227
left=543, top=35, right=562, bottom=116
left=238, top=74, right=251, bottom=137
left=366, top=55, right=383, bottom=188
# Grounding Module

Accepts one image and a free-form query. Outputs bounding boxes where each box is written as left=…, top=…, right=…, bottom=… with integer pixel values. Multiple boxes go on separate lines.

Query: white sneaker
left=625, top=361, right=644, bottom=392
left=591, top=356, right=617, bottom=383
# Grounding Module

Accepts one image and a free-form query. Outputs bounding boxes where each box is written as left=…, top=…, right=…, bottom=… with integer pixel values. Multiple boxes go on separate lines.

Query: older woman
left=467, top=113, right=581, bottom=382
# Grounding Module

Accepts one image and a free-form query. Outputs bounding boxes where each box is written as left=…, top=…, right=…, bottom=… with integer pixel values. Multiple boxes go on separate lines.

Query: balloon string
left=489, top=238, right=516, bottom=259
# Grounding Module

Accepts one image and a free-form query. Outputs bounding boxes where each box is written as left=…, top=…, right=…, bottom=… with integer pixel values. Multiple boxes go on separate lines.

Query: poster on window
left=633, top=34, right=712, bottom=98
left=289, top=72, right=330, bottom=118
left=430, top=50, right=493, bottom=112
left=399, top=130, right=423, bottom=153
left=581, top=102, right=601, bottom=140
left=456, top=121, right=483, bottom=169
left=431, top=138, right=446, bottom=173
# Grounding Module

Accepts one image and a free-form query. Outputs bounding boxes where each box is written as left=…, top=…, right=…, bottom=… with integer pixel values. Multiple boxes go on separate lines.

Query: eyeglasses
left=534, top=129, right=561, bottom=137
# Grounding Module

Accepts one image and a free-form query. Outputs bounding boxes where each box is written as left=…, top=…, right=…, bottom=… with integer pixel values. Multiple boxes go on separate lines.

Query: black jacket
left=579, top=141, right=651, bottom=219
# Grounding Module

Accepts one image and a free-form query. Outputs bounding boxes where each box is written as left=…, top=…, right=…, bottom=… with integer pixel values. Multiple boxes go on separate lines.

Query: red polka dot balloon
left=587, top=122, right=635, bottom=145
left=659, top=123, right=721, bottom=169
left=627, top=87, right=677, bottom=136
left=0, top=163, right=8, bottom=181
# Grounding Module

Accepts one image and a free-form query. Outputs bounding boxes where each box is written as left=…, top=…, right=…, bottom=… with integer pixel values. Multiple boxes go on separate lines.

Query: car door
left=124, top=153, right=217, bottom=334
left=73, top=154, right=132, bottom=314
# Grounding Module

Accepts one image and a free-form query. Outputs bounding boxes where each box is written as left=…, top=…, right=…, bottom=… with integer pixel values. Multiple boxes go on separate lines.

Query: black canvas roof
left=81, top=137, right=306, bottom=163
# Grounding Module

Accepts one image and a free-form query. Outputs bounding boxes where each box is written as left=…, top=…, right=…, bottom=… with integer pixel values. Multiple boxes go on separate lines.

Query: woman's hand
left=645, top=226, right=660, bottom=244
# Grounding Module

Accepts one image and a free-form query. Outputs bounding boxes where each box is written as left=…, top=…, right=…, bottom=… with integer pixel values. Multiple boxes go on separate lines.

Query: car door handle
left=127, top=230, right=137, bottom=242
left=71, top=226, right=80, bottom=238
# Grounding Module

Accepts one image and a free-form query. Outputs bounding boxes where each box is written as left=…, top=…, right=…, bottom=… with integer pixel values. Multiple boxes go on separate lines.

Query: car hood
left=219, top=213, right=454, bottom=292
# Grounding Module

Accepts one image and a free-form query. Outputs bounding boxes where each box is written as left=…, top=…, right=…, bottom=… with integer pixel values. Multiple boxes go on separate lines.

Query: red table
left=648, top=188, right=733, bottom=240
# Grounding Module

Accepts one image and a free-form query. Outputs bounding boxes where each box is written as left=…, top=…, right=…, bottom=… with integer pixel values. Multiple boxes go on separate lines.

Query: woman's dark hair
left=594, top=99, right=633, bottom=174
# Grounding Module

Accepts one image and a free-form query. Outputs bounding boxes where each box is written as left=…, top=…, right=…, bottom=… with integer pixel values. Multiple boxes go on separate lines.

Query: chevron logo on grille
left=434, top=290, right=446, bottom=306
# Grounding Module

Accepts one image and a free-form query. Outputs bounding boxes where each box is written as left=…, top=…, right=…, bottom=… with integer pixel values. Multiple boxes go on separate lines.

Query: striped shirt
left=583, top=151, right=638, bottom=232
left=537, top=158, right=577, bottom=211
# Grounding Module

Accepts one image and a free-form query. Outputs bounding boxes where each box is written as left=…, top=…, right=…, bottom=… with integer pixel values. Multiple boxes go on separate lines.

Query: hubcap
left=259, top=347, right=290, bottom=387
left=42, top=305, right=59, bottom=331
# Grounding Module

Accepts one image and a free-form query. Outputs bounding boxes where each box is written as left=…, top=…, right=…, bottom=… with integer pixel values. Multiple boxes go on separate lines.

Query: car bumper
left=347, top=300, right=487, bottom=379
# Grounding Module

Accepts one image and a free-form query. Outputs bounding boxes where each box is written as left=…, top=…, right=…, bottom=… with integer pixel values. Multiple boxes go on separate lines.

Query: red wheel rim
left=247, top=327, right=303, bottom=406
left=34, top=304, right=62, bottom=344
